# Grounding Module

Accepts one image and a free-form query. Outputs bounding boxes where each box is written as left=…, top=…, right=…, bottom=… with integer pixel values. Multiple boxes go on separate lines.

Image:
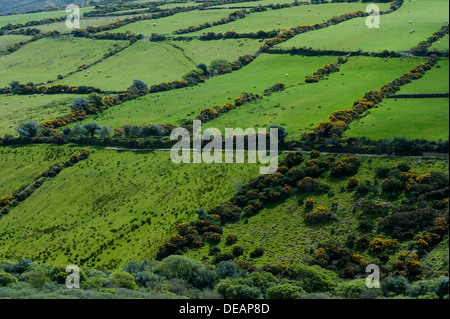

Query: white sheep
left=98, top=70, right=102, bottom=73
left=286, top=74, right=289, bottom=77
left=409, top=21, right=412, bottom=24
left=153, top=23, right=157, bottom=26
left=9, top=125, right=13, bottom=128
left=409, top=29, right=415, bottom=33
left=20, top=100, right=24, bottom=103
left=278, top=22, right=281, bottom=25
left=4, top=102, right=8, bottom=105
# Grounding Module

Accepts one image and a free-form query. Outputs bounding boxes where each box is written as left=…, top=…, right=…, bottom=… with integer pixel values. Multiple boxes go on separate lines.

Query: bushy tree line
left=198, top=29, right=280, bottom=40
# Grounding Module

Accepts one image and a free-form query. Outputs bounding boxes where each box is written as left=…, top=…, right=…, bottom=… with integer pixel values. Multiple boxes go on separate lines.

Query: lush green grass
left=56, top=41, right=196, bottom=91
left=65, top=54, right=339, bottom=130
left=185, top=155, right=449, bottom=267
left=278, top=0, right=450, bottom=52
left=0, top=34, right=32, bottom=51
left=0, top=36, right=128, bottom=88
left=344, top=98, right=449, bottom=141
left=189, top=2, right=390, bottom=36
left=201, top=56, right=421, bottom=139
left=21, top=14, right=148, bottom=34
left=429, top=34, right=449, bottom=51
left=102, top=8, right=236, bottom=36
left=0, top=7, right=93, bottom=28
left=166, top=38, right=262, bottom=66
left=0, top=94, right=85, bottom=136
left=0, top=148, right=261, bottom=269
left=398, top=58, right=449, bottom=94
left=0, top=144, right=84, bottom=198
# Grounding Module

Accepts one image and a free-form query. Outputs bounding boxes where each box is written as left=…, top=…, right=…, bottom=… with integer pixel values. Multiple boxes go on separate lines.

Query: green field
left=0, top=148, right=261, bottom=269
left=429, top=34, right=449, bottom=52
left=201, top=55, right=421, bottom=139
left=0, top=94, right=85, bottom=136
left=165, top=38, right=262, bottom=65
left=398, top=58, right=449, bottom=94
left=101, top=8, right=236, bottom=36
left=278, top=0, right=450, bottom=52
left=0, top=144, right=84, bottom=197
left=0, top=7, right=94, bottom=28
left=188, top=2, right=391, bottom=36
left=185, top=155, right=449, bottom=267
left=344, top=98, right=449, bottom=141
left=0, top=37, right=128, bottom=88
left=55, top=41, right=195, bottom=91
left=0, top=34, right=32, bottom=51
left=64, top=54, right=341, bottom=130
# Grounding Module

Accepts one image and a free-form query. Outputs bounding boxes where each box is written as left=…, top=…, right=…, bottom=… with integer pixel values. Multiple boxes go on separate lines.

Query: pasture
left=278, top=0, right=450, bottom=52
left=56, top=41, right=196, bottom=91
left=0, top=148, right=261, bottom=269
left=0, top=36, right=128, bottom=88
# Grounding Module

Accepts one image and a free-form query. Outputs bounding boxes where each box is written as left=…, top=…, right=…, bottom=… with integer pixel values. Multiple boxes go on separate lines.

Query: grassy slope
left=202, top=55, right=421, bottom=139
left=344, top=98, right=449, bottom=141
left=429, top=34, right=449, bottom=51
left=0, top=148, right=261, bottom=269
left=165, top=38, right=262, bottom=66
left=0, top=94, right=85, bottom=136
left=0, top=144, right=84, bottom=197
left=55, top=41, right=196, bottom=91
left=344, top=58, right=449, bottom=141
left=397, top=58, right=449, bottom=94
left=278, top=0, right=450, bottom=52
left=188, top=2, right=391, bottom=36
left=0, top=34, right=32, bottom=50
left=103, top=8, right=236, bottom=36
left=184, top=155, right=449, bottom=269
left=0, top=7, right=93, bottom=28
left=0, top=36, right=128, bottom=87
left=65, top=54, right=338, bottom=130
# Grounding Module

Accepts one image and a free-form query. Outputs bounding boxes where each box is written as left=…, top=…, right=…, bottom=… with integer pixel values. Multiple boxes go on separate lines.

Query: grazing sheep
left=9, top=125, right=13, bottom=128
left=307, top=9, right=311, bottom=11
left=409, top=29, right=415, bottom=33
left=286, top=74, right=288, bottom=77
left=33, top=94, right=36, bottom=97
left=409, top=21, right=412, bottom=24
left=4, top=102, right=8, bottom=105
left=20, top=100, right=24, bottom=103
left=153, top=23, right=157, bottom=26
left=98, top=70, right=102, bottom=73
left=41, top=93, right=44, bottom=96
left=278, top=22, right=281, bottom=25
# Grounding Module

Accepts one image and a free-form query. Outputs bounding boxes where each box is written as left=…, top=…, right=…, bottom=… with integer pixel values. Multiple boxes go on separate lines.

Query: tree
left=88, top=92, right=104, bottom=108
left=269, top=125, right=288, bottom=144
left=197, top=63, right=209, bottom=76
left=0, top=270, right=17, bottom=287
left=98, top=126, right=113, bottom=138
left=72, top=125, right=87, bottom=136
left=266, top=284, right=302, bottom=299
left=111, top=271, right=138, bottom=290
left=16, top=121, right=39, bottom=138
left=9, top=80, right=19, bottom=93
left=156, top=255, right=202, bottom=283
left=142, top=124, right=165, bottom=138
left=71, top=98, right=89, bottom=111
left=132, top=79, right=149, bottom=91
left=83, top=122, right=101, bottom=137
left=435, top=277, right=449, bottom=299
